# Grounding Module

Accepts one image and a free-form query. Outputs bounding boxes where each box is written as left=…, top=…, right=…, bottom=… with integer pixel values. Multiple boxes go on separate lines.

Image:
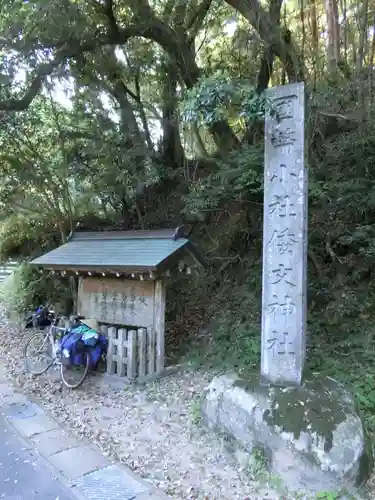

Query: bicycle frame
left=24, top=314, right=92, bottom=388
left=38, top=318, right=68, bottom=366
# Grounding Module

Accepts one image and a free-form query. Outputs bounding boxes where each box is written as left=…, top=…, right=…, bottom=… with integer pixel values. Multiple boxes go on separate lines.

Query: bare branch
left=224, top=0, right=304, bottom=81
left=104, top=0, right=119, bottom=34
left=187, top=0, right=213, bottom=41
left=162, top=0, right=176, bottom=22
left=0, top=60, right=61, bottom=111
left=0, top=2, right=239, bottom=149
left=122, top=83, right=139, bottom=102
left=0, top=19, right=192, bottom=112
left=93, top=0, right=119, bottom=35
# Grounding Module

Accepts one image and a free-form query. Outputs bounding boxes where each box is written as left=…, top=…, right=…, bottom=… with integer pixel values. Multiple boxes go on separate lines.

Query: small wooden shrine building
left=30, top=227, right=206, bottom=380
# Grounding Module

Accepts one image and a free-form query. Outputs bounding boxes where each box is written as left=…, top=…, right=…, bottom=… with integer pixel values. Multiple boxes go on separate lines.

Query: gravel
left=0, top=311, right=373, bottom=499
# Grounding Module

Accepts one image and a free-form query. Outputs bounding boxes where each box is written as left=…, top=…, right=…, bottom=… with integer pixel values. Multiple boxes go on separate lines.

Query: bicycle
left=23, top=315, right=91, bottom=389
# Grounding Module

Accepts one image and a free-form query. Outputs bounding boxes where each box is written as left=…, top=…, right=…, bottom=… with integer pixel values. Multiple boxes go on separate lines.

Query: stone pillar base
left=201, top=372, right=373, bottom=494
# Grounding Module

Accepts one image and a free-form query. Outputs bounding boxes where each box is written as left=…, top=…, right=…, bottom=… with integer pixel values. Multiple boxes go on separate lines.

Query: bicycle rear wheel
left=24, top=331, right=55, bottom=375
left=60, top=351, right=91, bottom=389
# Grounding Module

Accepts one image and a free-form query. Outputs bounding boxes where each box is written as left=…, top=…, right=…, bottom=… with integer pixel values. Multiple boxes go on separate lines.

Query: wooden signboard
left=77, top=277, right=155, bottom=327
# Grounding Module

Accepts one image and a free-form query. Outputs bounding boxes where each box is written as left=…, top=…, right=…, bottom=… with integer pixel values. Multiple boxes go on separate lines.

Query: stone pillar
left=261, top=82, right=307, bottom=387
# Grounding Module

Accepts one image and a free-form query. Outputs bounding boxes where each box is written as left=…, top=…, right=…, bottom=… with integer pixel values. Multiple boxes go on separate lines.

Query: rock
left=201, top=372, right=373, bottom=494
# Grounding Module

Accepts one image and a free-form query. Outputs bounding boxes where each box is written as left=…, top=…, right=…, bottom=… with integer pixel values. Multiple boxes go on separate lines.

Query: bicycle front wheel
left=24, top=331, right=55, bottom=375
left=60, top=351, right=91, bottom=389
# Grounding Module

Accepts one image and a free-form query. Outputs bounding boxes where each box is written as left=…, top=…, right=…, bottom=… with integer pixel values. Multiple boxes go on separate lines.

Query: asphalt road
left=0, top=413, right=75, bottom=500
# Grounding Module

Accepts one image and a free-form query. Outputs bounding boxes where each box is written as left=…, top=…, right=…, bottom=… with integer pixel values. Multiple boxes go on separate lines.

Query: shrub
left=0, top=263, right=73, bottom=319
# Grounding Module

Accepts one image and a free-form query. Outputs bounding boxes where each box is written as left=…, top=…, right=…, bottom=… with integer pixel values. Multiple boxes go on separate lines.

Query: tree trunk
left=256, top=47, right=275, bottom=94
left=111, top=80, right=146, bottom=153
left=128, top=0, right=240, bottom=152
left=300, top=0, right=306, bottom=62
left=255, top=0, right=282, bottom=93
left=339, top=0, right=348, bottom=64
left=98, top=50, right=150, bottom=158
left=242, top=0, right=282, bottom=144
left=137, top=99, right=154, bottom=152
left=356, top=0, right=369, bottom=74
left=356, top=0, right=370, bottom=123
left=369, top=15, right=375, bottom=109
left=224, top=0, right=304, bottom=82
left=308, top=0, right=319, bottom=88
left=370, top=15, right=375, bottom=68
left=333, top=0, right=340, bottom=65
left=325, top=0, right=340, bottom=74
left=160, top=57, right=184, bottom=166
left=168, top=34, right=240, bottom=152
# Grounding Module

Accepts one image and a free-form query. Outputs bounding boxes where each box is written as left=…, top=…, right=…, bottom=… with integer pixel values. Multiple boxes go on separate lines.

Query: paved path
left=0, top=369, right=168, bottom=500
left=0, top=412, right=75, bottom=499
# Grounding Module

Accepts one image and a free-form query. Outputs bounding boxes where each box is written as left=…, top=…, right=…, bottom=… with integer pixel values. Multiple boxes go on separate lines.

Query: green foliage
left=0, top=214, right=60, bottom=262
left=185, top=269, right=262, bottom=373
left=0, top=96, right=107, bottom=238
left=187, top=318, right=260, bottom=373
left=2, top=4, right=375, bottom=489
left=206, top=320, right=261, bottom=371
left=314, top=489, right=357, bottom=500
left=249, top=446, right=269, bottom=479
left=244, top=446, right=284, bottom=492
left=181, top=72, right=269, bottom=126
left=315, top=492, right=339, bottom=500
left=183, top=145, right=263, bottom=215
left=0, top=263, right=72, bottom=317
left=189, top=399, right=202, bottom=425
left=0, top=91, right=159, bottom=251
left=306, top=306, right=375, bottom=434
left=315, top=122, right=375, bottom=224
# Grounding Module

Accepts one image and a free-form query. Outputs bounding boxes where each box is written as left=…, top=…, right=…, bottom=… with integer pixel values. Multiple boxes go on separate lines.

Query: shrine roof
left=30, top=228, right=206, bottom=274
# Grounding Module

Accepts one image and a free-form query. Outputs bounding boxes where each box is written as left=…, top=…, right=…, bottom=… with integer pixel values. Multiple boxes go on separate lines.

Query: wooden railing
left=103, top=325, right=156, bottom=379
left=61, top=317, right=158, bottom=380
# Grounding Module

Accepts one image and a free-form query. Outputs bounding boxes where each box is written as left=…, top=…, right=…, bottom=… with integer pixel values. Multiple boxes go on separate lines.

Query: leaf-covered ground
left=0, top=321, right=283, bottom=499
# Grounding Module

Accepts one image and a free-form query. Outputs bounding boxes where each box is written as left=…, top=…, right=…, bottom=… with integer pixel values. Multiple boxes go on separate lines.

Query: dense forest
left=2, top=0, right=375, bottom=431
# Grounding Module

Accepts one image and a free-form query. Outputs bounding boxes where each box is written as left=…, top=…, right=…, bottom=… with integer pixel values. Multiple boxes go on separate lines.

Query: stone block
left=2, top=392, right=30, bottom=406
left=5, top=401, right=42, bottom=419
left=0, top=382, right=16, bottom=397
left=30, top=428, right=81, bottom=457
left=201, top=372, right=373, bottom=494
left=9, top=413, right=59, bottom=438
left=136, top=492, right=170, bottom=500
left=0, top=363, right=8, bottom=381
left=49, top=445, right=108, bottom=480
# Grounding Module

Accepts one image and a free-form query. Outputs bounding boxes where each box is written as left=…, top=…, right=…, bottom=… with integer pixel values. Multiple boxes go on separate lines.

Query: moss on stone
left=233, top=371, right=266, bottom=394
left=235, top=373, right=350, bottom=452
left=356, top=427, right=374, bottom=485
left=204, top=372, right=374, bottom=490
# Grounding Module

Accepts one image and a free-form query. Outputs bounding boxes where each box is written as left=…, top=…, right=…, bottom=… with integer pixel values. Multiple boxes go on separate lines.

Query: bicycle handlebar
left=50, top=314, right=86, bottom=330
left=53, top=326, right=68, bottom=333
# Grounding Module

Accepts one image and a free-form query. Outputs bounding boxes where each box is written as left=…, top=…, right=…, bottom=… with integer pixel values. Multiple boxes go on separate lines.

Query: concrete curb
left=0, top=370, right=169, bottom=500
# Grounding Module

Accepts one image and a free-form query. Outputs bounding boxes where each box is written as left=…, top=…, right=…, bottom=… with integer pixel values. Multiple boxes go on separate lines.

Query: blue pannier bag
left=60, top=332, right=86, bottom=367
left=87, top=334, right=108, bottom=370
left=60, top=331, right=108, bottom=370
left=70, top=324, right=99, bottom=347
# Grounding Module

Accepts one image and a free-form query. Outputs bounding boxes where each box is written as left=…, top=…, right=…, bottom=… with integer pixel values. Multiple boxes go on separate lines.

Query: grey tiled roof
left=30, top=230, right=195, bottom=271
